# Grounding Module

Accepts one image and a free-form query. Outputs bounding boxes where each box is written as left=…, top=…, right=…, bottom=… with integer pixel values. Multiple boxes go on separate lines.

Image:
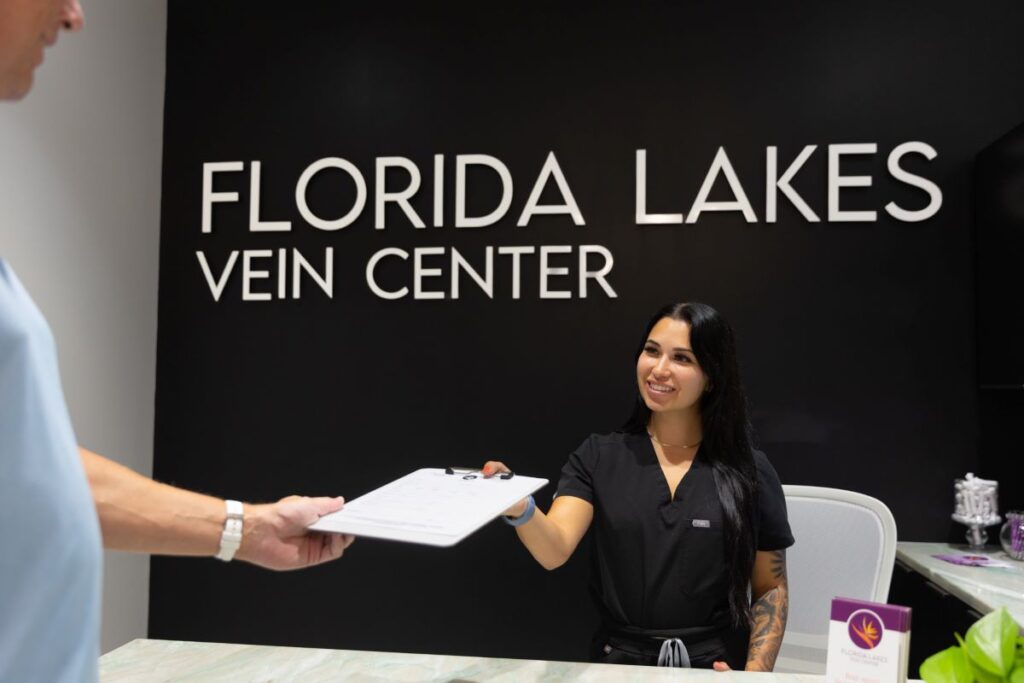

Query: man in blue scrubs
left=0, top=2, right=355, bottom=681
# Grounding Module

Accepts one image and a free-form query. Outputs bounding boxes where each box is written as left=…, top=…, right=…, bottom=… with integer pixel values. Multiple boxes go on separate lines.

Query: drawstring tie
left=657, top=637, right=690, bottom=667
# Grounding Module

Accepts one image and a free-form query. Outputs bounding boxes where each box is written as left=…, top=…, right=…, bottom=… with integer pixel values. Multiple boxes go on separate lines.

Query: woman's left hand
left=712, top=661, right=732, bottom=672
left=481, top=461, right=528, bottom=516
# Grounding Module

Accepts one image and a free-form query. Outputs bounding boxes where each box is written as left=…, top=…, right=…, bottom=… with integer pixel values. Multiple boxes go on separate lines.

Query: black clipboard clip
left=444, top=466, right=514, bottom=480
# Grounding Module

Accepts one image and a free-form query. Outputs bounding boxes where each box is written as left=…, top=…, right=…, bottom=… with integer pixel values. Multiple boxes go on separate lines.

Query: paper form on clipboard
left=308, top=468, right=548, bottom=547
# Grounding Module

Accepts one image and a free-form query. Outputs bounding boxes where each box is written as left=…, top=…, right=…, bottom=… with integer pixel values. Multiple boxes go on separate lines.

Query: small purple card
left=827, top=597, right=912, bottom=683
left=933, top=553, right=1012, bottom=568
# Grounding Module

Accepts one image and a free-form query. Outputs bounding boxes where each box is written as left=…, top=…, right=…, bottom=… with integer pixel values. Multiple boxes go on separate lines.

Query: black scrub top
left=556, top=432, right=794, bottom=632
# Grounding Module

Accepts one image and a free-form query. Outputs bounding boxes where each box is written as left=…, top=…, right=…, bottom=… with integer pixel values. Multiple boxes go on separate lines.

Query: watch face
left=225, top=500, right=244, bottom=518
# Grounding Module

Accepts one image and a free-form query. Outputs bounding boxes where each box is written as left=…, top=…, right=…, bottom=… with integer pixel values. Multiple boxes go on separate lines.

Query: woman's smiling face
left=636, top=317, right=709, bottom=416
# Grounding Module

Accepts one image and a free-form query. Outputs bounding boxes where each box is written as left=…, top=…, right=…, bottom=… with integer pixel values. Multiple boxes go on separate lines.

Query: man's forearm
left=80, top=447, right=226, bottom=556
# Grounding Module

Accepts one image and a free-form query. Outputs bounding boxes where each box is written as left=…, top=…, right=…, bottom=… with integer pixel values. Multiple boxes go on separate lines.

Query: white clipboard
left=308, top=468, right=548, bottom=547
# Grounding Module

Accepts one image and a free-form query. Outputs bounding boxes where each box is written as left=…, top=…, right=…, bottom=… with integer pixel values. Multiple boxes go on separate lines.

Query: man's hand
left=236, top=495, right=354, bottom=570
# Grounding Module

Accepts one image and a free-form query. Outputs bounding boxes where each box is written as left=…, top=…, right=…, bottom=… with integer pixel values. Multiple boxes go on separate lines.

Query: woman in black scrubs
left=484, top=302, right=793, bottom=671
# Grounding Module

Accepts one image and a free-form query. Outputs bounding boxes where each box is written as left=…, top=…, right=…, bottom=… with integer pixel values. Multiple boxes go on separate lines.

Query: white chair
left=774, top=485, right=898, bottom=674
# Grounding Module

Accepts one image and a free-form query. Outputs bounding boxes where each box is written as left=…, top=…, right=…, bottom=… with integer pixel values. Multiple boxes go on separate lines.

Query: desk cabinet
left=889, top=558, right=984, bottom=676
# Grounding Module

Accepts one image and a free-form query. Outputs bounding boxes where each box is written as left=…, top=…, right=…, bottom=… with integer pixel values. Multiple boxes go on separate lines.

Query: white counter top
left=895, top=541, right=1024, bottom=626
left=99, top=639, right=827, bottom=682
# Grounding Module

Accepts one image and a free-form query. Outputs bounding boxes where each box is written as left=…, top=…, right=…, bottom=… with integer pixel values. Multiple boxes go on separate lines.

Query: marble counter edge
left=895, top=542, right=1024, bottom=625
left=100, top=639, right=828, bottom=682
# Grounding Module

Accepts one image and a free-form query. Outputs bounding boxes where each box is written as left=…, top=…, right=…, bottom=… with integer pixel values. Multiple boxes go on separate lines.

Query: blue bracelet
left=503, top=495, right=536, bottom=527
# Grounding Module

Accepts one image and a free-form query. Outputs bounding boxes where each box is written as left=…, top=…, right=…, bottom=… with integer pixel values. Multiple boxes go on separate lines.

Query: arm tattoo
left=746, top=550, right=789, bottom=672
left=769, top=549, right=786, bottom=581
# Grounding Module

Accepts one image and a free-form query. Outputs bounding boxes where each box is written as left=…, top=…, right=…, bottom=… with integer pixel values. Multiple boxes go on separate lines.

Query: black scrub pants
left=589, top=623, right=749, bottom=670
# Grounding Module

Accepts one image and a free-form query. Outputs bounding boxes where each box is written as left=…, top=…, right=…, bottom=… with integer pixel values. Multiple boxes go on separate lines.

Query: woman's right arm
left=483, top=460, right=594, bottom=570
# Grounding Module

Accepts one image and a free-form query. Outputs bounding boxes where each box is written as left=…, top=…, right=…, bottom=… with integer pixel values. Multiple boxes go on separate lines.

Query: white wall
left=0, top=0, right=166, bottom=654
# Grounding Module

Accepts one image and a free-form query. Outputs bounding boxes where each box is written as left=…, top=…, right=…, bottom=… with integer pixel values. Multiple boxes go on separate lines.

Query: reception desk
left=100, top=639, right=827, bottom=682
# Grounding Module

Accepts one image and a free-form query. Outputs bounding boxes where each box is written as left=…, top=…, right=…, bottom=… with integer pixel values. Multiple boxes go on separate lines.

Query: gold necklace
left=647, top=430, right=702, bottom=449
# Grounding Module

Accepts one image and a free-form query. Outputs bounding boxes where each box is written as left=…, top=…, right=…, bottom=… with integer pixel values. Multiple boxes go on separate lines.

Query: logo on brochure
left=847, top=609, right=883, bottom=650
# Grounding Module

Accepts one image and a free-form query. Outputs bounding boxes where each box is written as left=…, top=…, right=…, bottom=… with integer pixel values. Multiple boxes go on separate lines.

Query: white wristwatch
left=215, top=500, right=244, bottom=562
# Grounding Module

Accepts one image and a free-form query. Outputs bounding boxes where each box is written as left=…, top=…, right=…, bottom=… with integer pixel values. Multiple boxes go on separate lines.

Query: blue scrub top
left=0, top=259, right=102, bottom=682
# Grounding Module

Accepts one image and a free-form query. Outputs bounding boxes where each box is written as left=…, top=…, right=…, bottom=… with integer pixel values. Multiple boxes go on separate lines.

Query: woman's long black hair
left=622, top=302, right=759, bottom=628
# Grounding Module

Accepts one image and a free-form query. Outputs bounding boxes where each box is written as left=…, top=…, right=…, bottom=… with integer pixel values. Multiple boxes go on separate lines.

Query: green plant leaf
left=921, top=646, right=974, bottom=683
left=964, top=608, right=1019, bottom=677
left=968, top=660, right=1002, bottom=683
left=1010, top=667, right=1024, bottom=683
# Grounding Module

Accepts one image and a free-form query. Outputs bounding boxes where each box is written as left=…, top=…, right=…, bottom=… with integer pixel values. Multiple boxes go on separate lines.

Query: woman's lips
left=646, top=381, right=675, bottom=398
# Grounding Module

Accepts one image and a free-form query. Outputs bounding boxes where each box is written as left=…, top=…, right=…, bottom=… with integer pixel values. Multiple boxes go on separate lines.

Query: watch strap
left=215, top=499, right=244, bottom=562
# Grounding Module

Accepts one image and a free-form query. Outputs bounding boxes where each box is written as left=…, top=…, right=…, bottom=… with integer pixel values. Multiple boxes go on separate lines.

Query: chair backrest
left=774, top=485, right=897, bottom=674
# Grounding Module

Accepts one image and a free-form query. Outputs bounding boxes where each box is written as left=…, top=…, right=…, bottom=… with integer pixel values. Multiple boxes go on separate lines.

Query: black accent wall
left=151, top=2, right=1024, bottom=661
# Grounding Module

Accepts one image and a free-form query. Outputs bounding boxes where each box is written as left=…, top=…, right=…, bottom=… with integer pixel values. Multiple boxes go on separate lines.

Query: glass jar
left=999, top=511, right=1024, bottom=560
